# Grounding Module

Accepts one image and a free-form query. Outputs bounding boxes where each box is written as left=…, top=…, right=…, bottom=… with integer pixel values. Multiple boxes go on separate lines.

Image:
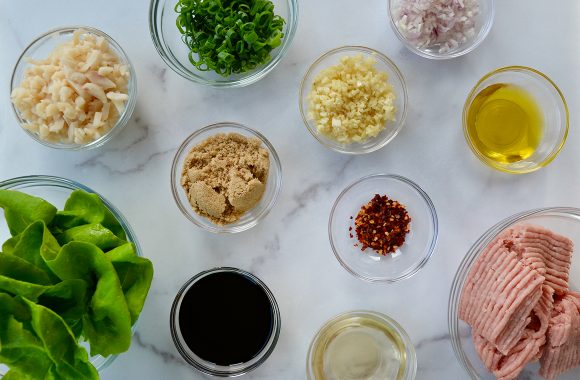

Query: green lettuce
left=107, top=243, right=154, bottom=324
left=0, top=190, right=57, bottom=236
left=0, top=189, right=153, bottom=379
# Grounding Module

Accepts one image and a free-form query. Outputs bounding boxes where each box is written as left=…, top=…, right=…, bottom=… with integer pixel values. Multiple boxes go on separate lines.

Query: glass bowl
left=171, top=122, right=282, bottom=233
left=388, top=0, right=495, bottom=59
left=10, top=26, right=137, bottom=150
left=0, top=175, right=143, bottom=376
left=299, top=46, right=408, bottom=154
left=149, top=0, right=298, bottom=87
left=463, top=66, right=569, bottom=174
left=329, top=174, right=438, bottom=283
left=449, top=207, right=580, bottom=380
left=307, top=310, right=417, bottom=380
left=170, top=267, right=281, bottom=377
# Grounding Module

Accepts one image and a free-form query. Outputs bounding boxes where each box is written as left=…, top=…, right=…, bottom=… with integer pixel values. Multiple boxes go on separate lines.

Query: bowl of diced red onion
left=448, top=208, right=580, bottom=380
left=388, top=0, right=495, bottom=59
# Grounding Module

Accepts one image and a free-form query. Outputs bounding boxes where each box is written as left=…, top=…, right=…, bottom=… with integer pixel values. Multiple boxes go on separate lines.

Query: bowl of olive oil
left=463, top=66, right=569, bottom=174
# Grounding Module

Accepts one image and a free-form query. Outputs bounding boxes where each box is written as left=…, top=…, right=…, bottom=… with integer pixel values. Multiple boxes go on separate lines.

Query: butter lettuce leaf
left=8, top=221, right=60, bottom=282
left=0, top=190, right=57, bottom=236
left=108, top=243, right=154, bottom=324
left=0, top=293, right=98, bottom=380
left=58, top=223, right=125, bottom=251
left=46, top=242, right=132, bottom=356
left=52, top=190, right=126, bottom=240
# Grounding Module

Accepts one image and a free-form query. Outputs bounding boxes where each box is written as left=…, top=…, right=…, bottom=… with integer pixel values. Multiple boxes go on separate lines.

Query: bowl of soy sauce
left=170, top=267, right=281, bottom=377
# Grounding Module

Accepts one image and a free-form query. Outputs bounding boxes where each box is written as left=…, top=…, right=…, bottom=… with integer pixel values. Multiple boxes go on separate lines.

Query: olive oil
left=310, top=315, right=408, bottom=380
left=466, top=83, right=543, bottom=163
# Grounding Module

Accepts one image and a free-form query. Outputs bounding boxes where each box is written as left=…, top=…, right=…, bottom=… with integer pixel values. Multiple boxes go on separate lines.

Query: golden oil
left=466, top=83, right=543, bottom=163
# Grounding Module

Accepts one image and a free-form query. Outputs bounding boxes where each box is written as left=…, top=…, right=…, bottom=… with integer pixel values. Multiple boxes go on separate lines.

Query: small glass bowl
left=307, top=310, right=417, bottom=380
left=0, top=175, right=143, bottom=375
left=329, top=174, right=438, bottom=283
left=170, top=267, right=281, bottom=377
left=463, top=66, right=569, bottom=174
left=149, top=0, right=298, bottom=87
left=449, top=208, right=580, bottom=380
left=171, top=122, right=282, bottom=233
left=10, top=26, right=137, bottom=150
left=388, top=0, right=495, bottom=59
left=300, top=46, right=408, bottom=154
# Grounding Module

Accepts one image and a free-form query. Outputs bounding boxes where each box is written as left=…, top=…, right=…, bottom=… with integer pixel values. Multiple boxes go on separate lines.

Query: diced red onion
left=392, top=0, right=480, bottom=54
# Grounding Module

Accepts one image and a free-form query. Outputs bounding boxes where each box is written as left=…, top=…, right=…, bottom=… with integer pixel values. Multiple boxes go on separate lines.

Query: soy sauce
left=178, top=271, right=274, bottom=366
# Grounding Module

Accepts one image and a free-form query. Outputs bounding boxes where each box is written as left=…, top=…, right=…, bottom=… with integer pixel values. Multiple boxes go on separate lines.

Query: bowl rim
left=148, top=0, right=299, bottom=88
left=170, top=122, right=283, bottom=234
left=328, top=174, right=438, bottom=283
left=462, top=65, right=570, bottom=174
left=170, top=267, right=281, bottom=377
left=0, top=174, right=144, bottom=374
left=306, top=310, right=417, bottom=380
left=387, top=0, right=496, bottom=60
left=9, top=25, right=137, bottom=151
left=299, top=45, right=408, bottom=155
left=448, top=207, right=580, bottom=379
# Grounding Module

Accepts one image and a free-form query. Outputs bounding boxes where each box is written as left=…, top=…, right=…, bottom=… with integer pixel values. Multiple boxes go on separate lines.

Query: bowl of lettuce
left=0, top=175, right=153, bottom=379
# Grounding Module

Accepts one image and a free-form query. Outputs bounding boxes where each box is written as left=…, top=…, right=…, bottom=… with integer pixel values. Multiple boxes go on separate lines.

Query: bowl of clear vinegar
left=463, top=66, right=569, bottom=174
left=307, top=311, right=416, bottom=380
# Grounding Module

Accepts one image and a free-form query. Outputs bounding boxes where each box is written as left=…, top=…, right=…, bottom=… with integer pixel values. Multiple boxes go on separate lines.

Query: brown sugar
left=181, top=133, right=270, bottom=225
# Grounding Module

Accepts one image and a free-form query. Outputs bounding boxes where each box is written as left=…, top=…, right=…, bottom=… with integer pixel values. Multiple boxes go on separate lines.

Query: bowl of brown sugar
left=171, top=122, right=282, bottom=233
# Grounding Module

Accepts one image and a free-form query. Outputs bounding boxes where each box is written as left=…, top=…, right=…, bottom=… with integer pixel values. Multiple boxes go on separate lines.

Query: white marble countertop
left=1, top=0, right=580, bottom=379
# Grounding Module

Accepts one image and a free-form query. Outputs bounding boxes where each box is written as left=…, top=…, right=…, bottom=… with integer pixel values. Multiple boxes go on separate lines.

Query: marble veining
left=1, top=0, right=580, bottom=379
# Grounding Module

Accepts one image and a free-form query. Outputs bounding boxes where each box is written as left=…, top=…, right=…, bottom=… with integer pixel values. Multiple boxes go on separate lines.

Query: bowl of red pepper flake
left=329, top=174, right=438, bottom=283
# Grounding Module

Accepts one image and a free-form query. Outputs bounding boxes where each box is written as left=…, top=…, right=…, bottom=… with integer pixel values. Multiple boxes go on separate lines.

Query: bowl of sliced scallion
left=149, top=0, right=298, bottom=87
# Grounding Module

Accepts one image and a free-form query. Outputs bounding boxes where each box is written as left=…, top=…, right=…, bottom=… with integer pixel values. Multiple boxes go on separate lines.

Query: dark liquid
left=178, top=271, right=274, bottom=366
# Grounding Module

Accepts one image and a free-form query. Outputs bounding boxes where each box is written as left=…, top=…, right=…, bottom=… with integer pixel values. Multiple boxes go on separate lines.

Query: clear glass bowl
left=300, top=46, right=408, bottom=154
left=388, top=0, right=495, bottom=59
left=170, top=267, right=281, bottom=377
left=307, top=310, right=417, bottom=380
left=329, top=174, right=438, bottom=283
left=171, top=122, right=282, bottom=233
left=448, top=208, right=580, bottom=380
left=10, top=26, right=137, bottom=150
left=149, top=0, right=298, bottom=87
left=463, top=66, right=569, bottom=174
left=0, top=175, right=143, bottom=376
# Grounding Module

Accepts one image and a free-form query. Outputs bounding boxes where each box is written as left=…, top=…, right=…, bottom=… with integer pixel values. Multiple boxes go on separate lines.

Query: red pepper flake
left=350, top=194, right=411, bottom=255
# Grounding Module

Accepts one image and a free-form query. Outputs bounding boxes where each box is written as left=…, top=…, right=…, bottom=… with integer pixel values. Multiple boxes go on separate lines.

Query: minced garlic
left=308, top=54, right=396, bottom=144
left=11, top=29, right=130, bottom=145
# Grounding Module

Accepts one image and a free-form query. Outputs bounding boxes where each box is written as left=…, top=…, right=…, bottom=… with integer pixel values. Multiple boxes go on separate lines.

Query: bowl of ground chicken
left=449, top=208, right=580, bottom=380
left=300, top=46, right=408, bottom=154
left=171, top=122, right=282, bottom=233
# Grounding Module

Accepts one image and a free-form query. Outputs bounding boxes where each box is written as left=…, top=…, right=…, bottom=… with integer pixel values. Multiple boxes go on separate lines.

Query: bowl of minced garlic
left=171, top=122, right=283, bottom=233
left=300, top=46, right=408, bottom=154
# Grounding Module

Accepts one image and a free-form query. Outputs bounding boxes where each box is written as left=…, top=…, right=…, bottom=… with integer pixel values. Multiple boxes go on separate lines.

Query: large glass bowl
left=0, top=175, right=143, bottom=376
left=149, top=0, right=298, bottom=87
left=388, top=0, right=495, bottom=59
left=171, top=122, right=283, bottom=233
left=329, top=174, right=438, bottom=283
left=449, top=208, right=580, bottom=379
left=10, top=26, right=137, bottom=150
left=463, top=66, right=569, bottom=174
left=300, top=46, right=408, bottom=154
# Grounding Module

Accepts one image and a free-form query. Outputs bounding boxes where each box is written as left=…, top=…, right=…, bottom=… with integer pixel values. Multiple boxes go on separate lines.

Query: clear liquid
left=311, top=316, right=407, bottom=380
